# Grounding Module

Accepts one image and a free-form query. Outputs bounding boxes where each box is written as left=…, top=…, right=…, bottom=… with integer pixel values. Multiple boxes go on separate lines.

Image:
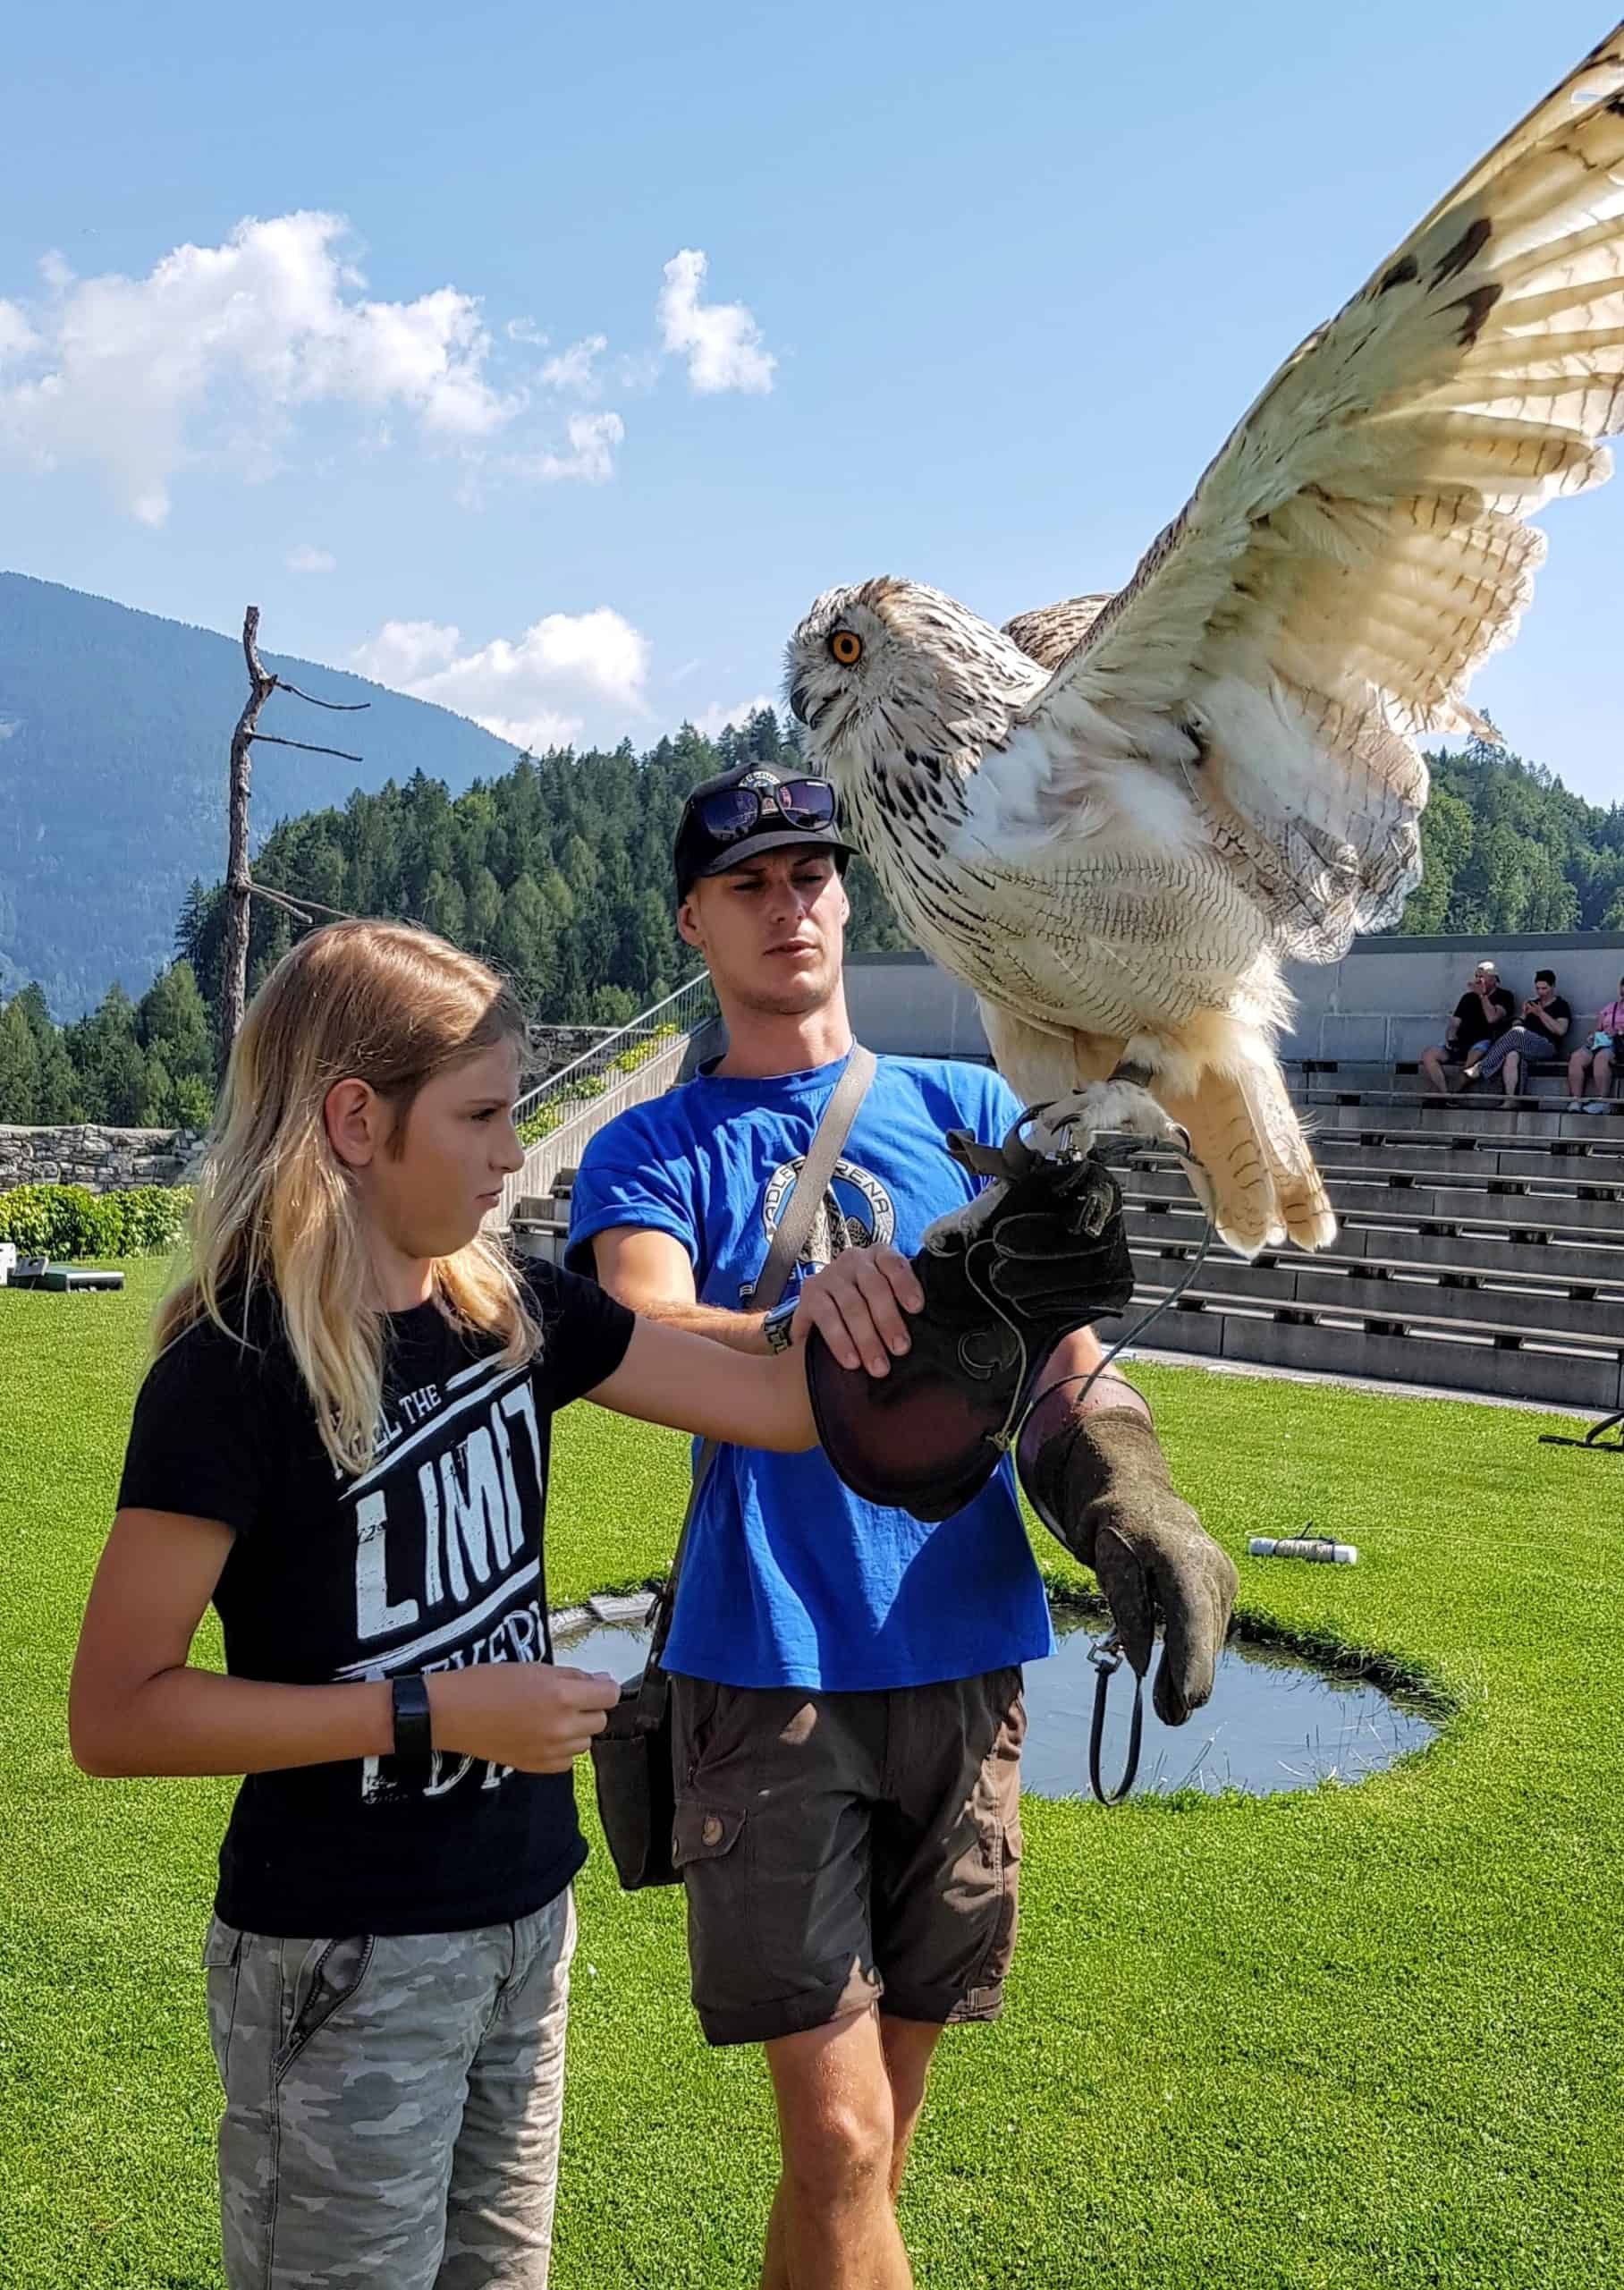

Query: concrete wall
left=842, top=933, right=1624, bottom=1068
left=0, top=1124, right=194, bottom=1193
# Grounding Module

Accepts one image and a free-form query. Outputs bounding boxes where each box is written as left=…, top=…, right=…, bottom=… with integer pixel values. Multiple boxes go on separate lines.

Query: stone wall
left=0, top=1124, right=198, bottom=1193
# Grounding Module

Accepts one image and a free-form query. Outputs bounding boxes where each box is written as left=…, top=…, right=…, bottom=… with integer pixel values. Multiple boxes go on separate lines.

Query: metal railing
left=510, top=971, right=718, bottom=1133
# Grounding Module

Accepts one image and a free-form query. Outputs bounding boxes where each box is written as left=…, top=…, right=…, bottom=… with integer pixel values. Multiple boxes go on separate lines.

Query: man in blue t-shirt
left=569, top=759, right=1220, bottom=2290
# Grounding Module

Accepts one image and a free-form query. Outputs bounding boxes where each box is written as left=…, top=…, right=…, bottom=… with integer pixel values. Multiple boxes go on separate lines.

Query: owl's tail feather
left=1159, top=1054, right=1336, bottom=1259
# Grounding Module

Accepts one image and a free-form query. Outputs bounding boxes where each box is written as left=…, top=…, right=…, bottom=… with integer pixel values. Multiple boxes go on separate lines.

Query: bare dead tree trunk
left=215, top=610, right=368, bottom=1081
left=217, top=608, right=275, bottom=1080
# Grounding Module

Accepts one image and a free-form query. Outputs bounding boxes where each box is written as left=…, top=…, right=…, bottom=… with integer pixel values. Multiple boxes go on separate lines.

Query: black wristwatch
left=762, top=1301, right=798, bottom=1354
left=388, top=1673, right=434, bottom=1785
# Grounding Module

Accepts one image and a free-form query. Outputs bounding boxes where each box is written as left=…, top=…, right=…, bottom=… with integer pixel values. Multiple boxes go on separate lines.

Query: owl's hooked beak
left=788, top=678, right=814, bottom=727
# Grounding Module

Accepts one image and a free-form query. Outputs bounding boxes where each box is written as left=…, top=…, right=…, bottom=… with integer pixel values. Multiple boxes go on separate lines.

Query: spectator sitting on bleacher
left=1463, top=969, right=1570, bottom=1101
left=1568, top=976, right=1624, bottom=1112
left=1419, top=959, right=1516, bottom=1096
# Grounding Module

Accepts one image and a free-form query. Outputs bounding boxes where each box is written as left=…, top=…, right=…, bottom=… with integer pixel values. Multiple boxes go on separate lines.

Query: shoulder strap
left=649, top=1044, right=877, bottom=1661
left=754, top=1043, right=877, bottom=1316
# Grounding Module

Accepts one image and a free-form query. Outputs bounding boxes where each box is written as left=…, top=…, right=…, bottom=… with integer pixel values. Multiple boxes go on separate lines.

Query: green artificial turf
left=2, top=1260, right=1620, bottom=2287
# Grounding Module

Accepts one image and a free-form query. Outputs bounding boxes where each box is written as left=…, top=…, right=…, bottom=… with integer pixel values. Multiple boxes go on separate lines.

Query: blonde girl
left=69, top=920, right=909, bottom=2290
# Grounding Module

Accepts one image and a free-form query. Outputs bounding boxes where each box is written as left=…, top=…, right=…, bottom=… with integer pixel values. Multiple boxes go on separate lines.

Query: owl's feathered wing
left=970, top=22, right=1624, bottom=963
left=1001, top=594, right=1113, bottom=670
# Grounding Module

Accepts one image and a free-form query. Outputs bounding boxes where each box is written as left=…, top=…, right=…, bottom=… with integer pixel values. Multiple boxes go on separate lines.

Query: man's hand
left=792, top=1247, right=924, bottom=1378
left=1017, top=1390, right=1238, bottom=1725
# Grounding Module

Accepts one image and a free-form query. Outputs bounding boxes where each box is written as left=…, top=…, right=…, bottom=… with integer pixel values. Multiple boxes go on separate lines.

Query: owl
left=786, top=23, right=1624, bottom=1256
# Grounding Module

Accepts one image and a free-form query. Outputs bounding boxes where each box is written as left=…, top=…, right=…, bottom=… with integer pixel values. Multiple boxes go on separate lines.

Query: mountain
left=0, top=572, right=520, bottom=1016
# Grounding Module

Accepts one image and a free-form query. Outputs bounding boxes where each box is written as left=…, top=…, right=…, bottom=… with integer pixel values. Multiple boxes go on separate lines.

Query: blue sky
left=2, top=0, right=1620, bottom=801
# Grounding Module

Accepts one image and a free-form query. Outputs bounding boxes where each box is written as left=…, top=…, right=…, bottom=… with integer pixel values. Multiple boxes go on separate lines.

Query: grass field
left=2, top=1260, right=1621, bottom=2288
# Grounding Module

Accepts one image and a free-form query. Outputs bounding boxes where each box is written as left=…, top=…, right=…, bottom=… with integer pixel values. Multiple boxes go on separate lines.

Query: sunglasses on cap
left=691, top=776, right=838, bottom=843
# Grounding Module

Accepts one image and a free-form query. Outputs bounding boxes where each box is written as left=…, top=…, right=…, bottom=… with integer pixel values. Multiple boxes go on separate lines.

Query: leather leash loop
left=1087, top=1633, right=1145, bottom=1805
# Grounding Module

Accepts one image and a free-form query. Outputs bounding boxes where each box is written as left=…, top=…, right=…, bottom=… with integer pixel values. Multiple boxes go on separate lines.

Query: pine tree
left=14, top=983, right=78, bottom=1119
left=0, top=997, right=42, bottom=1122
left=139, top=962, right=213, bottom=1086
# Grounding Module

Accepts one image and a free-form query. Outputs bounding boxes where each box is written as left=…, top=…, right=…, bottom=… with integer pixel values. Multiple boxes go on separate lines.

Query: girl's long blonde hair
left=156, top=920, right=538, bottom=1475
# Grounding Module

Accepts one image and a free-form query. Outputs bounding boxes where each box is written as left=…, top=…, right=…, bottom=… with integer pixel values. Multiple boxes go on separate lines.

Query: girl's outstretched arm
left=586, top=1243, right=926, bottom=1449
left=586, top=1318, right=817, bottom=1449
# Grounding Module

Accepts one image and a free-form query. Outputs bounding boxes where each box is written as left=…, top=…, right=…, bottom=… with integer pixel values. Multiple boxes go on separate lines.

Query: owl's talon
left=921, top=1177, right=1010, bottom=1256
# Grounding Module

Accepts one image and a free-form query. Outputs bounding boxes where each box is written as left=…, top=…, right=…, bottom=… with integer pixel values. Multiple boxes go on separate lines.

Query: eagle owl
left=786, top=24, right=1624, bottom=1257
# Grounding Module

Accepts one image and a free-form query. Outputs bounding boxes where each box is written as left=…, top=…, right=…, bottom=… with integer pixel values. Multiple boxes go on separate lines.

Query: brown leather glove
left=806, top=1142, right=1135, bottom=1523
left=1018, top=1389, right=1238, bottom=1725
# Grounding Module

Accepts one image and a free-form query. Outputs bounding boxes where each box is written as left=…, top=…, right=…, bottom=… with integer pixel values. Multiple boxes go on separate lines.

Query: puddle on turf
left=551, top=1600, right=1438, bottom=1802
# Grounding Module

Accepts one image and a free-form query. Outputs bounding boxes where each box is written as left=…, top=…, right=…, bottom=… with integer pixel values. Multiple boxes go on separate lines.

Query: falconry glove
left=806, top=1132, right=1136, bottom=1525
left=1017, top=1392, right=1238, bottom=1726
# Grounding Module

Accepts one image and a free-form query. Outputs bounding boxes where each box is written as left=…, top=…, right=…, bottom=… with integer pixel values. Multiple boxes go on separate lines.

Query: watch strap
left=390, top=1673, right=434, bottom=1780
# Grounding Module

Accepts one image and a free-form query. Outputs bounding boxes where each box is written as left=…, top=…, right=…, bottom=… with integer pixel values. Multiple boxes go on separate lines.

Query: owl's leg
left=920, top=1047, right=1217, bottom=1258
left=1022, top=1057, right=1221, bottom=1231
left=919, top=1174, right=1012, bottom=1256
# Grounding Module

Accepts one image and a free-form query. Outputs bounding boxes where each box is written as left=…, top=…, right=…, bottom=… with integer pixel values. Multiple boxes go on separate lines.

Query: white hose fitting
left=1248, top=1536, right=1358, bottom=1565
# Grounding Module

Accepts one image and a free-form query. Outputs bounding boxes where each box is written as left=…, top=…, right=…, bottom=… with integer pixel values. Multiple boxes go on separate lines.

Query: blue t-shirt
left=565, top=1050, right=1054, bottom=1692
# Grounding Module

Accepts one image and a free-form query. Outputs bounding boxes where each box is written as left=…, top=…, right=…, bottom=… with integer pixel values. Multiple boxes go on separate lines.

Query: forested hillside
left=0, top=710, right=907, bottom=1126
left=174, top=707, right=907, bottom=1029
left=1401, top=734, right=1624, bottom=935
left=0, top=572, right=518, bottom=1014
left=2, top=688, right=1620, bottom=1132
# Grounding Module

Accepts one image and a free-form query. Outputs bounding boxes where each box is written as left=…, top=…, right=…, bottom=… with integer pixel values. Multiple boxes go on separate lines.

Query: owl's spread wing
left=972, top=24, right=1624, bottom=958
left=1001, top=595, right=1113, bottom=671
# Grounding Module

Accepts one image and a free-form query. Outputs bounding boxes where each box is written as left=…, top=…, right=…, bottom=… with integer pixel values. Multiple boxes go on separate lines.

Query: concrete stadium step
left=1298, top=1098, right=1624, bottom=1138
left=1127, top=1239, right=1624, bottom=1343
left=1122, top=1193, right=1624, bottom=1276
left=1102, top=1279, right=1624, bottom=1412
left=1285, top=1118, right=1624, bottom=1167
left=1126, top=1160, right=1624, bottom=1227
left=1298, top=1141, right=1624, bottom=1184
left=1290, top=1057, right=1579, bottom=1098
left=1293, top=1092, right=1589, bottom=1139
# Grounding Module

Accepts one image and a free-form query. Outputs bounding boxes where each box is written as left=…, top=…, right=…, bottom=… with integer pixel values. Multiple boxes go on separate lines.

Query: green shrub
left=0, top=1182, right=192, bottom=1260
left=512, top=1023, right=687, bottom=1149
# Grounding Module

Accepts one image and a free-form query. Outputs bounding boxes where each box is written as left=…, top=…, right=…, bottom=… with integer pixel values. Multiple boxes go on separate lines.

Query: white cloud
left=540, top=333, right=606, bottom=394
left=349, top=619, right=466, bottom=688
left=351, top=606, right=650, bottom=754
left=512, top=410, right=623, bottom=485
left=506, top=317, right=547, bottom=346
left=0, top=300, right=36, bottom=365
left=286, top=542, right=335, bottom=573
left=657, top=250, right=775, bottom=395
left=691, top=692, right=775, bottom=739
left=0, top=214, right=520, bottom=523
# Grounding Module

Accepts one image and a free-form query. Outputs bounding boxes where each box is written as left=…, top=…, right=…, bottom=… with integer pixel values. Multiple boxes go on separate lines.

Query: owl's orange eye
left=828, top=630, right=862, bottom=666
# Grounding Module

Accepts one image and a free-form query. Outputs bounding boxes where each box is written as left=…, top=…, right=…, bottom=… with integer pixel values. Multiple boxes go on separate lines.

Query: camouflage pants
left=201, top=1887, right=575, bottom=2289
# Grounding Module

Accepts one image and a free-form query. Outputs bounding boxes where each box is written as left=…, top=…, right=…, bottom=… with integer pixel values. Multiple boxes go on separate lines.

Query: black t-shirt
left=1451, top=986, right=1516, bottom=1046
left=1517, top=995, right=1570, bottom=1047
left=117, top=1262, right=634, bottom=1937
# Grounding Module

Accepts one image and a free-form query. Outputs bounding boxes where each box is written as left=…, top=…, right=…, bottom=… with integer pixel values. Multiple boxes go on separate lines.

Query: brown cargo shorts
left=668, top=1667, right=1024, bottom=2046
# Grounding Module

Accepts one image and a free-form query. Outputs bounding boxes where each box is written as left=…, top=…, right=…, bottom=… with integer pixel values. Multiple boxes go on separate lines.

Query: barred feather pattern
left=785, top=25, right=1624, bottom=1252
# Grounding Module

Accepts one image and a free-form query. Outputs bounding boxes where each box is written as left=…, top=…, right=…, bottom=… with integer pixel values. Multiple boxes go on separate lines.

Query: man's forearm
left=1030, top=1325, right=1146, bottom=1419
left=633, top=1295, right=774, bottom=1354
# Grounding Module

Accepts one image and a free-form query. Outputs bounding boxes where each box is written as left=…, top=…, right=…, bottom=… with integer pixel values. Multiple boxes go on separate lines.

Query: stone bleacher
left=1107, top=1067, right=1624, bottom=1409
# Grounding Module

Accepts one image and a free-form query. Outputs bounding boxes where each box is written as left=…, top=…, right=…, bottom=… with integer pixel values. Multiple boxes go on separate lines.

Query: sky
left=1, top=0, right=1620, bottom=802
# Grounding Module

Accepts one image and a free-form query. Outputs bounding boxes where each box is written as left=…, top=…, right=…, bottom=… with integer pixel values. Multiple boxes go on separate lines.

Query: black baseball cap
left=674, top=762, right=856, bottom=898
